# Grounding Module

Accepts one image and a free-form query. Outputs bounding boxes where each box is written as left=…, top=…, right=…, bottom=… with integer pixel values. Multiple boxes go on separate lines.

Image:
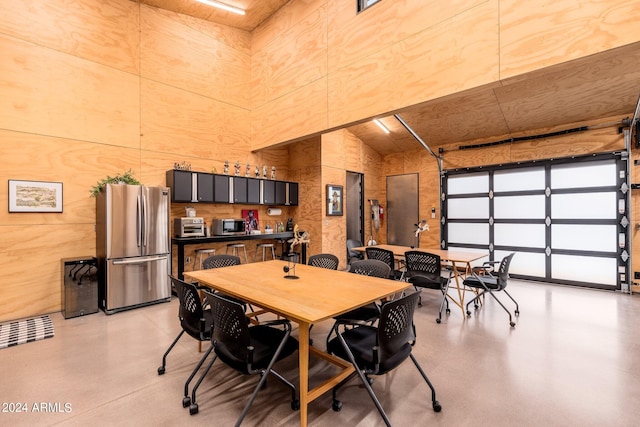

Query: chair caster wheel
left=466, top=311, right=471, bottom=318
left=157, top=367, right=165, bottom=375
left=515, top=310, right=520, bottom=316
left=433, top=401, right=442, bottom=412
left=189, top=403, right=199, bottom=415
left=182, top=396, right=191, bottom=408
left=473, top=304, right=479, bottom=310
left=436, top=318, right=441, bottom=324
left=291, top=400, right=300, bottom=411
left=332, top=400, right=342, bottom=412
left=510, top=322, right=516, bottom=328
left=446, top=309, right=451, bottom=314
left=366, top=377, right=374, bottom=385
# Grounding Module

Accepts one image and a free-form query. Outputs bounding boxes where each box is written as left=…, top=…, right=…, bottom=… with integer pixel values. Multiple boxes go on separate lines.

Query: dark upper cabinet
left=166, top=170, right=298, bottom=206
left=287, top=182, right=299, bottom=206
left=213, top=174, right=230, bottom=203
left=247, top=178, right=261, bottom=204
left=262, top=180, right=275, bottom=205
left=232, top=176, right=248, bottom=204
left=196, top=173, right=214, bottom=202
left=275, top=181, right=287, bottom=205
left=166, top=170, right=193, bottom=202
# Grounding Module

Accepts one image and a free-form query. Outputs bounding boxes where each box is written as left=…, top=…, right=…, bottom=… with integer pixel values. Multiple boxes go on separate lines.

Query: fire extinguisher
left=379, top=204, right=384, bottom=220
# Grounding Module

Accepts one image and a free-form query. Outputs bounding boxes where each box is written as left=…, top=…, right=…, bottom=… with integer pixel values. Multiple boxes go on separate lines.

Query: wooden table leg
left=298, top=322, right=310, bottom=427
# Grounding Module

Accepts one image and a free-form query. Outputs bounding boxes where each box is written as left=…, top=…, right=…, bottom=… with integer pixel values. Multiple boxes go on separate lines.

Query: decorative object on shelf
left=245, top=163, right=251, bottom=177
left=173, top=161, right=191, bottom=171
left=242, top=209, right=259, bottom=234
left=271, top=166, right=276, bottom=180
left=211, top=166, right=217, bottom=174
left=234, top=161, right=241, bottom=176
left=326, top=184, right=343, bottom=216
left=285, top=224, right=310, bottom=280
left=89, top=169, right=140, bottom=197
left=413, top=219, right=429, bottom=248
left=262, top=165, right=268, bottom=179
left=254, top=165, right=260, bottom=178
left=223, top=160, right=229, bottom=175
left=9, top=180, right=63, bottom=213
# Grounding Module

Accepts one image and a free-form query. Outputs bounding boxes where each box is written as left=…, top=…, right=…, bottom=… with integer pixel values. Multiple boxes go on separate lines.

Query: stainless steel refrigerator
left=96, top=184, right=171, bottom=314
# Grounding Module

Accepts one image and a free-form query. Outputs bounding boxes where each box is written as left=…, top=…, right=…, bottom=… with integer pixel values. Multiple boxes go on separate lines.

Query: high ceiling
left=140, top=1, right=640, bottom=156
left=139, top=0, right=289, bottom=32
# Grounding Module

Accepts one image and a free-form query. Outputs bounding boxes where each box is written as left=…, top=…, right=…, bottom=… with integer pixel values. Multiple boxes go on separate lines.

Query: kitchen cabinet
left=287, top=182, right=299, bottom=206
left=166, top=170, right=193, bottom=202
left=262, top=180, right=275, bottom=205
left=275, top=181, right=287, bottom=205
left=232, top=176, right=248, bottom=204
left=166, top=170, right=297, bottom=206
left=213, top=174, right=229, bottom=203
left=196, top=173, right=214, bottom=202
left=247, top=178, right=261, bottom=204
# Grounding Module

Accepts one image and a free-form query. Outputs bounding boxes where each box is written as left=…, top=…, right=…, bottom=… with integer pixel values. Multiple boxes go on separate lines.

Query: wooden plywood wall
left=0, top=1, right=272, bottom=322
left=250, top=0, right=639, bottom=149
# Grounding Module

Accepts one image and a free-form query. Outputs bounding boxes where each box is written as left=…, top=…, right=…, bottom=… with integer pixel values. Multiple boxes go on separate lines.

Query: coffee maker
left=286, top=217, right=294, bottom=232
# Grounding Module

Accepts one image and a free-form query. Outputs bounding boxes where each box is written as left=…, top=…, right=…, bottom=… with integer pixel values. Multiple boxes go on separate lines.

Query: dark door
left=196, top=173, right=214, bottom=202
left=346, top=171, right=364, bottom=243
left=213, top=175, right=229, bottom=203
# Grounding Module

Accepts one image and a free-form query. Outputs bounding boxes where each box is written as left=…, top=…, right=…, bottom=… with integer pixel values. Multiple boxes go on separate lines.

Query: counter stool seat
left=226, top=243, right=249, bottom=263
left=255, top=243, right=276, bottom=262
left=194, top=248, right=216, bottom=270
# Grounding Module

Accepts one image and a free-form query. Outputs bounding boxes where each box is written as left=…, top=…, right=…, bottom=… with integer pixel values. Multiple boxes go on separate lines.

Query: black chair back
left=376, top=291, right=419, bottom=370
left=171, top=276, right=210, bottom=341
left=349, top=259, right=391, bottom=278
left=308, top=253, right=339, bottom=270
left=496, top=253, right=515, bottom=288
left=404, top=251, right=442, bottom=284
left=365, top=247, right=394, bottom=271
left=202, top=254, right=241, bottom=269
left=208, top=292, right=252, bottom=372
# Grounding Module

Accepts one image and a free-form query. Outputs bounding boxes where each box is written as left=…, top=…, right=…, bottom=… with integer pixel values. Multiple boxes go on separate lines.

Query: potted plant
left=90, top=169, right=141, bottom=197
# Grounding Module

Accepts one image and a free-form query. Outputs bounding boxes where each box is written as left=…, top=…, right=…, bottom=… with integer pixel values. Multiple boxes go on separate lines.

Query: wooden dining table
left=352, top=244, right=488, bottom=314
left=184, top=259, right=409, bottom=427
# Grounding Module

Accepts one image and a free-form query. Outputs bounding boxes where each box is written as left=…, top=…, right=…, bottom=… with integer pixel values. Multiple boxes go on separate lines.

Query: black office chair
left=158, top=276, right=214, bottom=407
left=365, top=246, right=403, bottom=280
left=327, top=290, right=441, bottom=426
left=187, top=292, right=299, bottom=422
left=202, top=254, right=254, bottom=314
left=463, top=253, right=519, bottom=327
left=202, top=254, right=241, bottom=269
left=346, top=239, right=365, bottom=266
left=308, top=253, right=339, bottom=270
left=404, top=251, right=452, bottom=324
left=325, top=259, right=391, bottom=348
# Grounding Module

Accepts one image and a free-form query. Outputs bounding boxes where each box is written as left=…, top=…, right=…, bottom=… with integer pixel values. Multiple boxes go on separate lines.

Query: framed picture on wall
left=326, top=184, right=343, bottom=216
left=8, top=180, right=63, bottom=213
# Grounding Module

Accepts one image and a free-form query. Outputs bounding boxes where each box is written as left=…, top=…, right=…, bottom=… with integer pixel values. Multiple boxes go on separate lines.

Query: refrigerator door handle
left=137, top=194, right=142, bottom=248
left=112, top=255, right=167, bottom=265
left=141, top=192, right=147, bottom=247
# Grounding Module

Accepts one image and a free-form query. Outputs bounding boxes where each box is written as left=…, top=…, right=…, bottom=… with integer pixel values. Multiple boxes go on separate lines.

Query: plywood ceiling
left=140, top=1, right=640, bottom=156
left=139, top=0, right=290, bottom=32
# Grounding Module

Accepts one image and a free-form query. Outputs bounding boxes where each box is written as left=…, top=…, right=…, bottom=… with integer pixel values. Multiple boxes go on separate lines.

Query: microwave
left=212, top=219, right=246, bottom=236
left=175, top=217, right=205, bottom=238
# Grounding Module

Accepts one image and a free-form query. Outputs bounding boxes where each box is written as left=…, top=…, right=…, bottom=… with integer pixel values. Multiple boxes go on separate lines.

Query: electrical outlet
left=186, top=256, right=191, bottom=264
left=634, top=271, right=640, bottom=280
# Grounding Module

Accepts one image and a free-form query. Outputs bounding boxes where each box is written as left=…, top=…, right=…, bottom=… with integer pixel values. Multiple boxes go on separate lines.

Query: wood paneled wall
left=250, top=0, right=639, bottom=149
left=0, top=1, right=285, bottom=322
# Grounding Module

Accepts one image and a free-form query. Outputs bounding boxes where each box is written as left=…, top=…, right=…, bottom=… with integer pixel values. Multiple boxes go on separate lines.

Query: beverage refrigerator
left=96, top=184, right=171, bottom=314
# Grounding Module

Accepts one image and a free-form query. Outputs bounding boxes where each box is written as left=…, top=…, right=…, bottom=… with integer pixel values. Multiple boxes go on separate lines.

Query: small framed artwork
left=242, top=209, right=259, bottom=233
left=326, top=184, right=343, bottom=216
left=8, top=180, right=63, bottom=213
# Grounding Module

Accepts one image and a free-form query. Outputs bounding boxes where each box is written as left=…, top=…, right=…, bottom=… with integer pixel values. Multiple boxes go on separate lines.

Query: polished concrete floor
left=1, top=279, right=639, bottom=427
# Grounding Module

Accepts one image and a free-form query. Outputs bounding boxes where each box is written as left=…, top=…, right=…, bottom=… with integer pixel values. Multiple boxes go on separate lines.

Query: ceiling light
left=373, top=119, right=390, bottom=134
left=195, top=0, right=245, bottom=15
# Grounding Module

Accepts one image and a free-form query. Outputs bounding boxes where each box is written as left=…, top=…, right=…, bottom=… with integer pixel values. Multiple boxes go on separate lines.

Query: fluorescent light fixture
left=195, top=0, right=245, bottom=15
left=373, top=118, right=390, bottom=134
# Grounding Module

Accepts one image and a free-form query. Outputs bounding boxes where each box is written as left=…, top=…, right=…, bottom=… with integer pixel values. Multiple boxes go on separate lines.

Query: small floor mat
left=0, top=315, right=54, bottom=350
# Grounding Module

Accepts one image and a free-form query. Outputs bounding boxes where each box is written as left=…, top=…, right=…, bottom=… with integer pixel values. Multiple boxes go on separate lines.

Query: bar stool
left=194, top=248, right=216, bottom=270
left=254, top=243, right=276, bottom=261
left=226, top=243, right=249, bottom=263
